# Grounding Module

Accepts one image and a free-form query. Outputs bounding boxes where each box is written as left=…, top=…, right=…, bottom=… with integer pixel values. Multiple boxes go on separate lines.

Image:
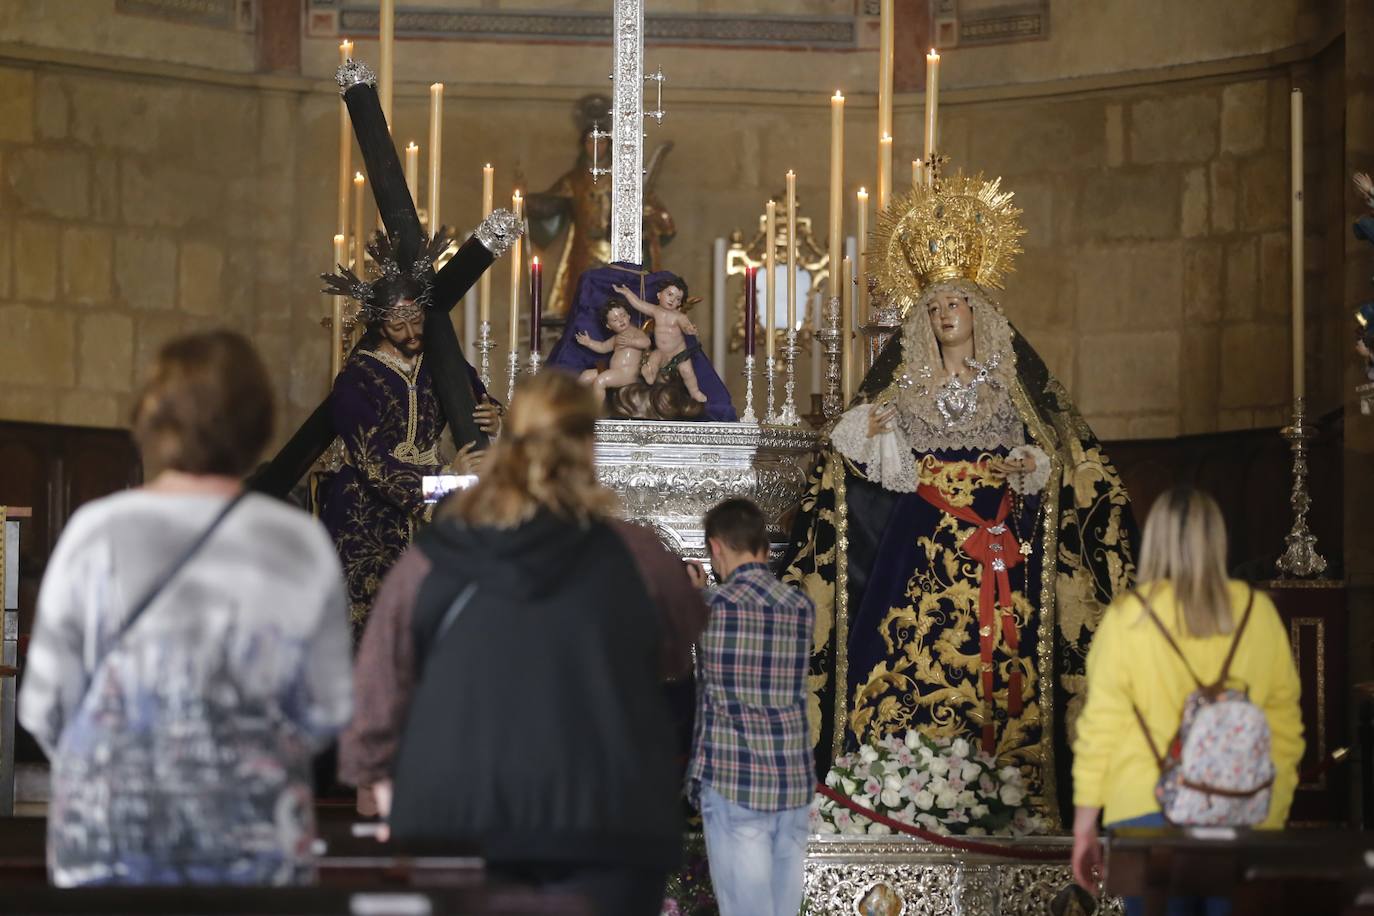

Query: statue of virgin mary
left=783, top=174, right=1138, bottom=824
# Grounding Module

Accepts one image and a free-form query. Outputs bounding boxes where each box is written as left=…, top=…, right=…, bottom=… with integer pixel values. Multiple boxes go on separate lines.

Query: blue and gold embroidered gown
left=782, top=288, right=1137, bottom=823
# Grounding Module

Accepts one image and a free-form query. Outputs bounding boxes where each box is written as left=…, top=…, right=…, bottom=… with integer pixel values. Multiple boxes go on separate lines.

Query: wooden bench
left=1106, top=826, right=1374, bottom=916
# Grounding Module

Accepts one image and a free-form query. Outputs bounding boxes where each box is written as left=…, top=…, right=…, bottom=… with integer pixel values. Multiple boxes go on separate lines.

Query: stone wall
left=0, top=0, right=1351, bottom=452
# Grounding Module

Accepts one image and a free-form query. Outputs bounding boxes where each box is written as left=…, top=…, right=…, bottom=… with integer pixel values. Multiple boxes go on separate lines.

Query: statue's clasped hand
left=473, top=397, right=503, bottom=438
left=866, top=403, right=898, bottom=438
left=987, top=455, right=1037, bottom=479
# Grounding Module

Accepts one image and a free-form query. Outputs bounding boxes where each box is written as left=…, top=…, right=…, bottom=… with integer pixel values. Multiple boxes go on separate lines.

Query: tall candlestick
left=878, top=134, right=893, bottom=210
left=744, top=265, right=758, bottom=357
left=480, top=164, right=494, bottom=324
left=924, top=49, right=941, bottom=169
left=331, top=234, right=347, bottom=379
left=829, top=91, right=845, bottom=309
left=1291, top=88, right=1304, bottom=404
left=786, top=171, right=797, bottom=335
left=841, top=255, right=854, bottom=406
left=427, top=83, right=443, bottom=233
left=878, top=0, right=894, bottom=172
left=379, top=0, right=395, bottom=126
left=856, top=187, right=869, bottom=327
left=352, top=171, right=365, bottom=268
left=404, top=142, right=419, bottom=201
left=509, top=190, right=524, bottom=354
left=530, top=256, right=543, bottom=355
left=337, top=40, right=353, bottom=240
left=765, top=199, right=777, bottom=364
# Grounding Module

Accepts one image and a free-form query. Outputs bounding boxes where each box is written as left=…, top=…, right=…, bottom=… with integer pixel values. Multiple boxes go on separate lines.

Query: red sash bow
left=915, top=483, right=1025, bottom=755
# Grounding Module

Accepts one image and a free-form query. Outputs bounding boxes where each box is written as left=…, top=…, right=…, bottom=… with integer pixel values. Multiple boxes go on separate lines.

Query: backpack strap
left=1131, top=703, right=1168, bottom=771
left=1131, top=588, right=1206, bottom=689
left=1214, top=587, right=1256, bottom=689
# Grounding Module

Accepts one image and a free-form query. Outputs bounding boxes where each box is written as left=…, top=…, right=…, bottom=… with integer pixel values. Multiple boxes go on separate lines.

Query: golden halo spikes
left=869, top=172, right=1025, bottom=311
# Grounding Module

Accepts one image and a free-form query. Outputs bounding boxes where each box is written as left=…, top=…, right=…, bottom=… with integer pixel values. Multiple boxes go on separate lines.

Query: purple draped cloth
left=545, top=262, right=737, bottom=422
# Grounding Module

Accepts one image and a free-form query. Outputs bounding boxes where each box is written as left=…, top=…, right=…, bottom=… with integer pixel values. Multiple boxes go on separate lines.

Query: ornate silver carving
left=741, top=354, right=759, bottom=424
left=594, top=420, right=818, bottom=560
left=335, top=58, right=377, bottom=94
left=819, top=294, right=843, bottom=418
left=473, top=208, right=524, bottom=258
left=777, top=329, right=801, bottom=426
left=477, top=319, right=494, bottom=390
left=800, top=836, right=1122, bottom=916
left=610, top=0, right=644, bottom=264
left=1276, top=395, right=1328, bottom=578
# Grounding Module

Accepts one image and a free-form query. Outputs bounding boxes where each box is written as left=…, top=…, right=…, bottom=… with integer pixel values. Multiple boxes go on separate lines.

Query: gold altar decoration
left=870, top=172, right=1025, bottom=312
left=725, top=196, right=830, bottom=353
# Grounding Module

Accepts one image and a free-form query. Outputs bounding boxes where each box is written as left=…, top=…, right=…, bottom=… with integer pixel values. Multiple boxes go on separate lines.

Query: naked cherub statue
left=611, top=277, right=709, bottom=404
left=575, top=300, right=652, bottom=394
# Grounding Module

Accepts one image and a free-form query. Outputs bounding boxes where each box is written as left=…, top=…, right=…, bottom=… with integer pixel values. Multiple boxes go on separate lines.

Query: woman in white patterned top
left=19, top=331, right=353, bottom=887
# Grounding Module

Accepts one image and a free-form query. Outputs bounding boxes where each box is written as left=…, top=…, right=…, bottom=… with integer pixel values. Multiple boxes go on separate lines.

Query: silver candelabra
left=1275, top=395, right=1328, bottom=578
left=776, top=329, right=800, bottom=426
left=506, top=349, right=520, bottom=404
left=477, top=320, right=494, bottom=391
left=819, top=294, right=842, bottom=419
left=527, top=350, right=543, bottom=376
left=765, top=356, right=777, bottom=424
left=740, top=354, right=758, bottom=424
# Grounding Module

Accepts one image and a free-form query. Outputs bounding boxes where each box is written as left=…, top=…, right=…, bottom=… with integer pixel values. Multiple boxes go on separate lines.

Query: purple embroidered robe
left=321, top=348, right=465, bottom=633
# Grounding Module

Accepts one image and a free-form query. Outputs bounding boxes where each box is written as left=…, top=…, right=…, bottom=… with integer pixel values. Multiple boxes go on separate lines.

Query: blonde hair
left=442, top=371, right=617, bottom=528
left=1137, top=487, right=1233, bottom=638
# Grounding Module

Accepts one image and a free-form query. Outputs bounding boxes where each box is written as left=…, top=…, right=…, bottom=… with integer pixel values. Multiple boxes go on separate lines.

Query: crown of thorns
left=320, top=229, right=451, bottom=322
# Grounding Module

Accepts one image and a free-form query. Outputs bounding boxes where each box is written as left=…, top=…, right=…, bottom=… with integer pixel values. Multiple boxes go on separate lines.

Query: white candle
left=856, top=187, right=869, bottom=327
left=913, top=159, right=923, bottom=190
left=712, top=237, right=727, bottom=370
left=352, top=171, right=366, bottom=268
left=829, top=92, right=845, bottom=309
left=509, top=190, right=524, bottom=355
left=878, top=134, right=893, bottom=210
left=786, top=171, right=797, bottom=335
left=879, top=0, right=894, bottom=177
left=427, top=83, right=443, bottom=234
left=924, top=49, right=941, bottom=169
left=337, top=40, right=353, bottom=240
left=480, top=164, right=493, bottom=324
left=1291, top=88, right=1304, bottom=404
left=404, top=142, right=418, bottom=201
left=765, top=199, right=777, bottom=363
left=379, top=0, right=395, bottom=126
left=842, top=254, right=854, bottom=406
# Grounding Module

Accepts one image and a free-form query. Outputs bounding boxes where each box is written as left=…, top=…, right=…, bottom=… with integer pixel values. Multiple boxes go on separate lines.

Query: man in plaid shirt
left=685, top=498, right=816, bottom=916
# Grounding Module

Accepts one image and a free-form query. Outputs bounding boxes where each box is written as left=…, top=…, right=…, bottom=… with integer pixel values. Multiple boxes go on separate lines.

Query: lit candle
left=744, top=265, right=757, bottom=357
left=509, top=190, right=524, bottom=355
left=480, top=163, right=494, bottom=324
left=786, top=172, right=797, bottom=335
left=1291, top=88, right=1304, bottom=403
left=856, top=187, right=869, bottom=327
left=924, top=49, right=941, bottom=170
left=337, top=40, right=353, bottom=241
left=841, top=255, right=854, bottom=406
left=427, top=83, right=443, bottom=234
left=404, top=142, right=419, bottom=201
left=765, top=199, right=777, bottom=363
left=913, top=159, right=924, bottom=190
left=878, top=134, right=893, bottom=210
left=829, top=91, right=845, bottom=310
left=530, top=256, right=543, bottom=354
left=379, top=0, right=395, bottom=126
left=352, top=171, right=366, bottom=268
left=332, top=233, right=347, bottom=379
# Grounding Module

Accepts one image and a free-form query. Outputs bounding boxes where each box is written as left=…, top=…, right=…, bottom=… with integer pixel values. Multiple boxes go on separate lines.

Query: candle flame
left=334, top=233, right=345, bottom=243
left=431, top=82, right=443, bottom=91
left=928, top=48, right=939, bottom=58
left=532, top=256, right=540, bottom=267
left=833, top=90, right=844, bottom=100
left=485, top=163, right=492, bottom=169
left=858, top=187, right=868, bottom=195
left=407, top=141, right=418, bottom=151
left=353, top=172, right=364, bottom=182
left=881, top=133, right=892, bottom=143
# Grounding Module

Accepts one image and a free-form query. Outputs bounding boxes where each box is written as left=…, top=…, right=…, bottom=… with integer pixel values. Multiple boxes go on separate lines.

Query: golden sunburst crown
left=870, top=172, right=1025, bottom=309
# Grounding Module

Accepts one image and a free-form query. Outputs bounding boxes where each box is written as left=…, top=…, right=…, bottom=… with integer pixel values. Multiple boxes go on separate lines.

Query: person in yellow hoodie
left=1071, top=487, right=1304, bottom=914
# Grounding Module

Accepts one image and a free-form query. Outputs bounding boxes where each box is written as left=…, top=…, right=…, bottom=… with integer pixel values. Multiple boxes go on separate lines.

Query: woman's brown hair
left=443, top=371, right=617, bottom=527
left=131, top=330, right=275, bottom=477
left=1137, top=486, right=1233, bottom=638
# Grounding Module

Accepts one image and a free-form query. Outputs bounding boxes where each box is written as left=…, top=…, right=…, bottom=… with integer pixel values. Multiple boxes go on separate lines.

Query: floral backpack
left=1131, top=588, right=1275, bottom=826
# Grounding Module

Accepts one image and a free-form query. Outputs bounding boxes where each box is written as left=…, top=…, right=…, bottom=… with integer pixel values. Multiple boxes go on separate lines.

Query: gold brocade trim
left=360, top=351, right=430, bottom=469
left=832, top=457, right=850, bottom=763
left=1010, top=372, right=1063, bottom=829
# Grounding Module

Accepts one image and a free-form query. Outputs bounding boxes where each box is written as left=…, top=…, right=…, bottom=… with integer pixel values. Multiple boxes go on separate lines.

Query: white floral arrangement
left=811, top=731, right=1045, bottom=838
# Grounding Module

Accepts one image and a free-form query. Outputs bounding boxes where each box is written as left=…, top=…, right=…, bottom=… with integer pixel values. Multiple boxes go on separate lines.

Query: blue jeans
left=699, top=784, right=810, bottom=916
left=1110, top=813, right=1232, bottom=916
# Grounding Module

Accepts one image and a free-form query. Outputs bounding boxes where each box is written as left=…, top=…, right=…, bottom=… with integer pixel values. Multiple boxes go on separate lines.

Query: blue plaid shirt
left=688, top=562, right=816, bottom=811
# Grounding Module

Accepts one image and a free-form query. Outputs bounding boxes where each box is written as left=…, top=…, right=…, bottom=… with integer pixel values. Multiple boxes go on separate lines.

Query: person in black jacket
left=339, top=370, right=708, bottom=916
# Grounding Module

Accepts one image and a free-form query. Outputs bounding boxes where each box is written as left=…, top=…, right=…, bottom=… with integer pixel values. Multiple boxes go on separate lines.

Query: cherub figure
left=612, top=276, right=708, bottom=403
left=575, top=301, right=652, bottom=395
